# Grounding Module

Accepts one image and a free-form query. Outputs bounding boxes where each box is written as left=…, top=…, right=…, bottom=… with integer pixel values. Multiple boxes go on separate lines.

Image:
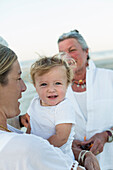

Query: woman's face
left=58, top=38, right=88, bottom=74
left=0, top=60, right=26, bottom=118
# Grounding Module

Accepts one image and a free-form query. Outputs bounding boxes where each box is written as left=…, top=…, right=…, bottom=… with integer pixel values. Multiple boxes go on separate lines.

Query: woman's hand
left=81, top=132, right=108, bottom=155
left=26, top=122, right=31, bottom=134
left=72, top=142, right=100, bottom=170
left=84, top=151, right=100, bottom=170
left=72, top=139, right=83, bottom=149
left=19, top=113, right=30, bottom=128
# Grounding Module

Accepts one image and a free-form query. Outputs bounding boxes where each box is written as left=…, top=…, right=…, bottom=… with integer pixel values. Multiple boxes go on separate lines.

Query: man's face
left=58, top=38, right=88, bottom=73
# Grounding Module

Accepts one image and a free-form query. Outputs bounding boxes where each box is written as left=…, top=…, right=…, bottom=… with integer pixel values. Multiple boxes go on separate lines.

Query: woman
left=58, top=29, right=113, bottom=169
left=0, top=44, right=100, bottom=170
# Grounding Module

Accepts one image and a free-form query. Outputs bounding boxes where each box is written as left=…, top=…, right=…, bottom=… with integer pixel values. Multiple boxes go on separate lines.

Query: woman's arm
left=72, top=140, right=100, bottom=170
left=26, top=122, right=31, bottom=134
left=48, top=123, right=72, bottom=147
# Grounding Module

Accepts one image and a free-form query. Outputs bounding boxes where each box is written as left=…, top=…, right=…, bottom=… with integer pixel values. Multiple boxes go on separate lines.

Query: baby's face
left=34, top=65, right=68, bottom=106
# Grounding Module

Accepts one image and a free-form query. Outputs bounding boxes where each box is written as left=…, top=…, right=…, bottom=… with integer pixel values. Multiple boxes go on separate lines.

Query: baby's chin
left=43, top=101, right=59, bottom=106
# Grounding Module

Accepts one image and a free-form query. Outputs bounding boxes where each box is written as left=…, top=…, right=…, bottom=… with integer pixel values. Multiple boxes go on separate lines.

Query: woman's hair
left=30, top=53, right=73, bottom=86
left=0, top=44, right=17, bottom=85
left=58, top=29, right=90, bottom=60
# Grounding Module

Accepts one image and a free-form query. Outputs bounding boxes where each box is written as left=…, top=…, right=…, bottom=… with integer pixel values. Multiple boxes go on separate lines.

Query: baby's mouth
left=48, top=95, right=58, bottom=99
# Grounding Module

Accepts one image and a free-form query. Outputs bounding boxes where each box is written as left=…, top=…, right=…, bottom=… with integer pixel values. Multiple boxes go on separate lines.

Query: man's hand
left=81, top=132, right=108, bottom=155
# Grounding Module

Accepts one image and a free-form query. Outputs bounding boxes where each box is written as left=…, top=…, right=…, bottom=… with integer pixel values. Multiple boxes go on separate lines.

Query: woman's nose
left=21, top=79, right=27, bottom=92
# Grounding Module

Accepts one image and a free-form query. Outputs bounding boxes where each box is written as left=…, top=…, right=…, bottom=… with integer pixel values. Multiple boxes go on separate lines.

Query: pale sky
left=0, top=0, right=113, bottom=61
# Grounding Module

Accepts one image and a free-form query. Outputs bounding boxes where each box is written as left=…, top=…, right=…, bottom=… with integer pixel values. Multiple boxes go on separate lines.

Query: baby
left=27, top=53, right=76, bottom=159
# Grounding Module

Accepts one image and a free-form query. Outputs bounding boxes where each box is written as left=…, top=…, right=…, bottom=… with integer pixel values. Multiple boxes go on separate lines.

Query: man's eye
left=56, top=82, right=61, bottom=85
left=69, top=49, right=76, bottom=52
left=40, top=83, right=47, bottom=87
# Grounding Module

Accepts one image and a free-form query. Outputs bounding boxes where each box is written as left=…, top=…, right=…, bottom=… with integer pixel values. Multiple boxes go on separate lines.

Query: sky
left=0, top=0, right=113, bottom=61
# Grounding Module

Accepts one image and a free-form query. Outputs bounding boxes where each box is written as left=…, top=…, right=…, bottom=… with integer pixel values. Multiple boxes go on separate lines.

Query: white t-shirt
left=0, top=128, right=81, bottom=170
left=74, top=91, right=87, bottom=121
left=27, top=95, right=76, bottom=159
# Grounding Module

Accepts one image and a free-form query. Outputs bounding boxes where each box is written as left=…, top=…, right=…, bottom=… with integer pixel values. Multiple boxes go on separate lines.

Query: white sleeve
left=0, top=133, right=80, bottom=170
left=54, top=99, right=76, bottom=126
left=7, top=124, right=24, bottom=134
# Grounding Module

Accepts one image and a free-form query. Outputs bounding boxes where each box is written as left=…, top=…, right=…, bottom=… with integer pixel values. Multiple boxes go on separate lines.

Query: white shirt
left=74, top=91, right=87, bottom=121
left=0, top=125, right=81, bottom=170
left=66, top=60, right=113, bottom=170
left=27, top=96, right=76, bottom=159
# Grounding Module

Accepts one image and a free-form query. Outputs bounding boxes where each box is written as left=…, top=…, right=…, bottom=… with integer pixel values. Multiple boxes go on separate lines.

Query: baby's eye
left=40, top=83, right=47, bottom=87
left=55, top=82, right=62, bottom=85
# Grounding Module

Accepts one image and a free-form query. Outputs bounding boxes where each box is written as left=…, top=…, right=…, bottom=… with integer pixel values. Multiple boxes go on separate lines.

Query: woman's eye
left=18, top=77, right=22, bottom=80
left=56, top=82, right=61, bottom=85
left=40, top=83, right=47, bottom=87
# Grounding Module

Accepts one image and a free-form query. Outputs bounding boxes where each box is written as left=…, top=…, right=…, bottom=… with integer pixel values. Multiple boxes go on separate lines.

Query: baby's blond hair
left=30, top=53, right=73, bottom=86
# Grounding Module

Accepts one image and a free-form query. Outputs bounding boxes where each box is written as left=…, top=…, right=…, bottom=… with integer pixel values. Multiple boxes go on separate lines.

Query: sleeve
left=7, top=124, right=24, bottom=134
left=54, top=99, right=76, bottom=126
left=2, top=134, right=78, bottom=170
